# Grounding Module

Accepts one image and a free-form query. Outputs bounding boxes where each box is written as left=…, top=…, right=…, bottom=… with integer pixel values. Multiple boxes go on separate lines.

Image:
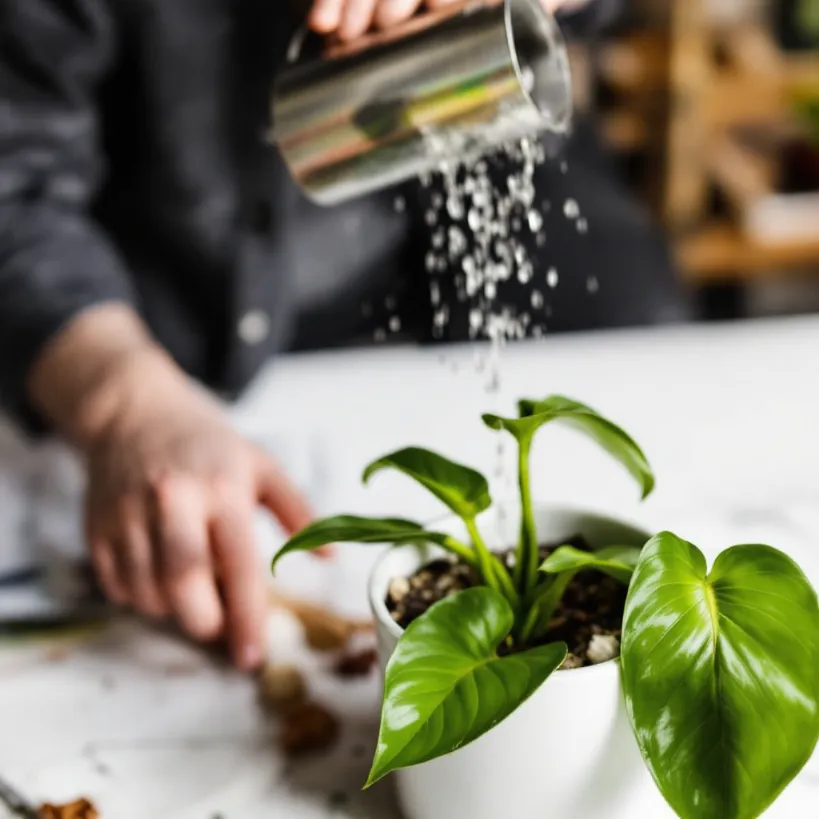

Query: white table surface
left=2, top=314, right=819, bottom=817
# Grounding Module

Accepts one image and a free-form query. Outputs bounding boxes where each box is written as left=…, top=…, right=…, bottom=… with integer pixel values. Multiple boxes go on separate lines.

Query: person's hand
left=77, top=349, right=318, bottom=671
left=28, top=304, right=323, bottom=672
left=309, top=0, right=574, bottom=42
left=78, top=349, right=317, bottom=670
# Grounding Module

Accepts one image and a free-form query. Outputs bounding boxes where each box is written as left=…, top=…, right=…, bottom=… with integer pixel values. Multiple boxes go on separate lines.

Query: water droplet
left=448, top=226, right=467, bottom=257
left=563, top=199, right=580, bottom=219
left=536, top=231, right=547, bottom=247
left=560, top=161, right=568, bottom=174
left=469, top=309, right=484, bottom=330
left=432, top=230, right=445, bottom=249
left=430, top=281, right=441, bottom=305
left=425, top=209, right=437, bottom=226
left=374, top=328, right=386, bottom=342
left=389, top=315, right=401, bottom=332
left=467, top=209, right=482, bottom=231
left=394, top=196, right=406, bottom=213
left=546, top=267, right=559, bottom=288
left=577, top=217, right=588, bottom=234
left=485, top=281, right=497, bottom=299
left=531, top=290, right=544, bottom=309
left=447, top=196, right=465, bottom=220
left=517, top=263, right=533, bottom=284
left=431, top=192, right=444, bottom=209
left=527, top=210, right=543, bottom=233
left=587, top=276, right=599, bottom=294
left=425, top=252, right=437, bottom=272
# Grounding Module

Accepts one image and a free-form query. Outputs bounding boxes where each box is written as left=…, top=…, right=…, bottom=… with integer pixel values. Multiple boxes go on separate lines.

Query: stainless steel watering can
left=271, top=0, right=573, bottom=206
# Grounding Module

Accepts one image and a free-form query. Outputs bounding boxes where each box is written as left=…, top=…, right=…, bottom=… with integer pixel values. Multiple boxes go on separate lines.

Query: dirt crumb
left=279, top=702, right=340, bottom=757
left=259, top=665, right=308, bottom=714
left=333, top=648, right=377, bottom=678
left=39, top=798, right=99, bottom=819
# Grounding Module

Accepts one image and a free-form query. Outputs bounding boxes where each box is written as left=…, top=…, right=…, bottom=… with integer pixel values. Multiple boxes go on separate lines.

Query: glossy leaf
left=363, top=447, right=491, bottom=519
left=621, top=532, right=819, bottom=819
left=483, top=395, right=654, bottom=499
left=271, top=515, right=476, bottom=573
left=366, top=587, right=567, bottom=786
left=540, top=544, right=641, bottom=585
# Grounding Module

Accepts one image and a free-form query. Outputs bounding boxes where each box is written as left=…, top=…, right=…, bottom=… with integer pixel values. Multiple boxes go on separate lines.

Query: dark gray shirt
left=0, top=0, right=618, bottom=432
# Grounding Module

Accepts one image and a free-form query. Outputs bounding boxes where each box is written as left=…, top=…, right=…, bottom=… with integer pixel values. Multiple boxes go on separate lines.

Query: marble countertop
left=2, top=315, right=819, bottom=817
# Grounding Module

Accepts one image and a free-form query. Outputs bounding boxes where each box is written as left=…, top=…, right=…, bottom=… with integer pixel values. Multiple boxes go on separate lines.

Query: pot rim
left=368, top=501, right=652, bottom=678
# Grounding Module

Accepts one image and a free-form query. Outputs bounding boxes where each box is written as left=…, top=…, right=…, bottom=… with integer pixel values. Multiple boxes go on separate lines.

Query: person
left=0, top=0, right=678, bottom=672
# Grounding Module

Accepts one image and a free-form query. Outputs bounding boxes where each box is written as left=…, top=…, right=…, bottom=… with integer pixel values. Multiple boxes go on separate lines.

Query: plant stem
left=516, top=434, right=539, bottom=597
left=465, top=517, right=518, bottom=605
left=521, top=572, right=575, bottom=644
left=441, top=535, right=481, bottom=569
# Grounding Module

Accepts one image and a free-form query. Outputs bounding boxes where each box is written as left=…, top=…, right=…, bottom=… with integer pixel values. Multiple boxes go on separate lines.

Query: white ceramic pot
left=368, top=503, right=674, bottom=819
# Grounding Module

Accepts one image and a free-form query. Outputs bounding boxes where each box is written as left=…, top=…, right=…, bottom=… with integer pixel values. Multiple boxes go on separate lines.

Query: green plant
left=272, top=394, right=819, bottom=819
left=797, top=0, right=819, bottom=40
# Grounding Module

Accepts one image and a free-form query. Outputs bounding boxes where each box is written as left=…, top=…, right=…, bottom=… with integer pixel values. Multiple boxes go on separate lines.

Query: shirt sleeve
left=0, top=0, right=138, bottom=432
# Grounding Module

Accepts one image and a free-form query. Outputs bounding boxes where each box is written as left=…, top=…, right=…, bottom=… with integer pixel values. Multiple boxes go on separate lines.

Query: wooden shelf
left=677, top=221, right=819, bottom=281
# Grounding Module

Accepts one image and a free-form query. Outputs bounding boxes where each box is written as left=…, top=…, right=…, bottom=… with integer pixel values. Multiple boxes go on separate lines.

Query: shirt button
left=238, top=309, right=270, bottom=345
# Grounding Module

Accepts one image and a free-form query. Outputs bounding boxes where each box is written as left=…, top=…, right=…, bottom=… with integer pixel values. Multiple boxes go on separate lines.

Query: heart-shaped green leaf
left=483, top=395, right=654, bottom=499
left=366, top=587, right=567, bottom=786
left=363, top=447, right=491, bottom=519
left=621, top=531, right=819, bottom=819
left=540, top=544, right=641, bottom=585
left=271, top=515, right=476, bottom=573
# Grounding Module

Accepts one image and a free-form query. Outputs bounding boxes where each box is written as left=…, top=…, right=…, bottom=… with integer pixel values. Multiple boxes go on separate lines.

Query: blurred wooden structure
left=596, top=0, right=819, bottom=284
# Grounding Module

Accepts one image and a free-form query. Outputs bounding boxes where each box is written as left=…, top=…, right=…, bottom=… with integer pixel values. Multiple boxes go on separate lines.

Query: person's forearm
left=26, top=303, right=188, bottom=449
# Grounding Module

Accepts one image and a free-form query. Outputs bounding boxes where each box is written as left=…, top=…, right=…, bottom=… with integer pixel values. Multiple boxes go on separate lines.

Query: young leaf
left=362, top=447, right=491, bottom=519
left=271, top=515, right=476, bottom=573
left=540, top=544, right=641, bottom=585
left=519, top=394, right=654, bottom=499
left=366, top=587, right=567, bottom=787
left=621, top=532, right=819, bottom=819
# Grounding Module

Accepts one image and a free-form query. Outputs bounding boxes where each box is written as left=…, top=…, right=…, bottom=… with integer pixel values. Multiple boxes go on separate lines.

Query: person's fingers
left=90, top=536, right=129, bottom=605
left=255, top=454, right=314, bottom=536
left=153, top=476, right=224, bottom=641
left=339, top=0, right=379, bottom=40
left=309, top=0, right=346, bottom=32
left=211, top=503, right=267, bottom=670
left=118, top=495, right=168, bottom=618
left=373, top=0, right=424, bottom=29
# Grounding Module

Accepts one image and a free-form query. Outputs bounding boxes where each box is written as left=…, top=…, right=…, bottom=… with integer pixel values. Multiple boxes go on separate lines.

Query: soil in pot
left=385, top=536, right=626, bottom=669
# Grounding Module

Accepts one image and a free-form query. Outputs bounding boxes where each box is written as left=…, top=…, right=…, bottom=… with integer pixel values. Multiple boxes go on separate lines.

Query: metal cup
left=271, top=0, right=572, bottom=206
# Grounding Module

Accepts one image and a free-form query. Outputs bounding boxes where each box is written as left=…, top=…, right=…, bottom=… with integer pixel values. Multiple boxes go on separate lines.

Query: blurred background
left=286, top=0, right=819, bottom=351
left=586, top=0, right=819, bottom=322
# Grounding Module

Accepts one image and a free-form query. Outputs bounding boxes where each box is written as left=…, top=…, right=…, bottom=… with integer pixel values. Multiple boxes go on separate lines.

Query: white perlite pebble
left=587, top=634, right=620, bottom=665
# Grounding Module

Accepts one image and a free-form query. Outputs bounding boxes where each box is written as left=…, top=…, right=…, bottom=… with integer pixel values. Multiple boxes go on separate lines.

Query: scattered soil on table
left=386, top=536, right=627, bottom=669
left=278, top=701, right=340, bottom=757
left=259, top=664, right=308, bottom=714
left=333, top=647, right=378, bottom=679
left=39, top=799, right=99, bottom=819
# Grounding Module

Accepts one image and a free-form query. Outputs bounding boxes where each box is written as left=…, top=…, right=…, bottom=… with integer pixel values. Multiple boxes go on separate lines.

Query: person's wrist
left=70, top=344, right=185, bottom=451
left=26, top=303, right=193, bottom=451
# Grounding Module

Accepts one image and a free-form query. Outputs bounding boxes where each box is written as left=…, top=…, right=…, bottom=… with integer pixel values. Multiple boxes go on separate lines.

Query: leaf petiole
left=465, top=517, right=518, bottom=607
